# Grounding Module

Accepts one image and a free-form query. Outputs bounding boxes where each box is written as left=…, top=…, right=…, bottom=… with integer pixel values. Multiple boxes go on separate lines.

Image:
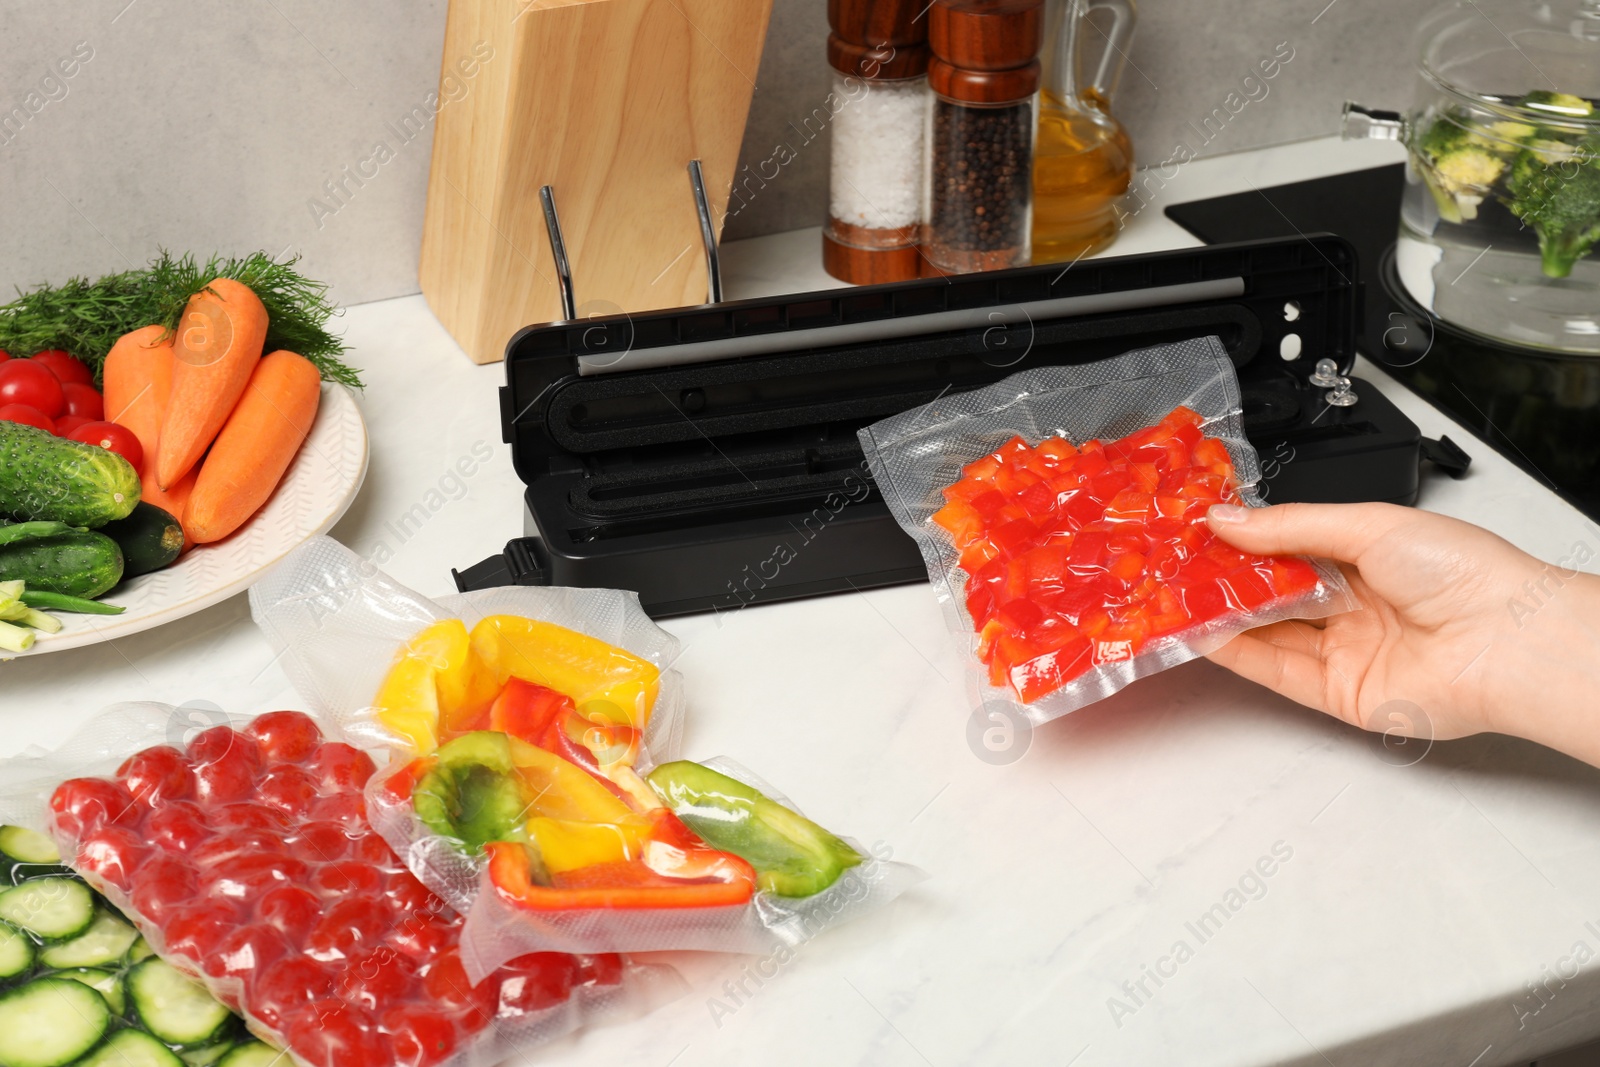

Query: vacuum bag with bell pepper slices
left=858, top=336, right=1353, bottom=724
left=249, top=538, right=923, bottom=981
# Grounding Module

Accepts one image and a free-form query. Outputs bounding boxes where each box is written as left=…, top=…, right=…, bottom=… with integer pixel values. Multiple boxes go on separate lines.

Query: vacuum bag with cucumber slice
left=249, top=537, right=924, bottom=979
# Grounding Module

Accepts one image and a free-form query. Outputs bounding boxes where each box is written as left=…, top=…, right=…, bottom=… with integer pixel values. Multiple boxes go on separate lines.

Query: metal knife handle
left=539, top=184, right=577, bottom=321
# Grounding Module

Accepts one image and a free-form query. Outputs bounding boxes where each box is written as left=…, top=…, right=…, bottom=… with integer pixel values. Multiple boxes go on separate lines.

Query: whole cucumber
left=0, top=531, right=124, bottom=598
left=97, top=502, right=184, bottom=577
left=0, top=422, right=139, bottom=527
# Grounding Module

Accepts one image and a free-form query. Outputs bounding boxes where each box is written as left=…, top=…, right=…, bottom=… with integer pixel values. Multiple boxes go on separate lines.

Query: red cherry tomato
left=256, top=765, right=320, bottom=815
left=0, top=360, right=65, bottom=417
left=67, top=421, right=144, bottom=474
left=29, top=349, right=94, bottom=387
left=129, top=854, right=198, bottom=925
left=163, top=900, right=243, bottom=960
left=0, top=404, right=56, bottom=431
left=204, top=923, right=291, bottom=981
left=306, top=791, right=366, bottom=830
left=147, top=800, right=210, bottom=854
left=244, top=710, right=324, bottom=763
left=288, top=821, right=352, bottom=862
left=59, top=382, right=104, bottom=421
left=338, top=950, right=418, bottom=1012
left=117, top=745, right=194, bottom=806
left=247, top=956, right=337, bottom=1031
left=307, top=897, right=391, bottom=960
left=387, top=913, right=455, bottom=961
left=192, top=752, right=258, bottom=805
left=309, top=742, right=377, bottom=794
left=203, top=852, right=311, bottom=902
left=73, top=826, right=148, bottom=892
left=384, top=871, right=442, bottom=915
left=209, top=802, right=291, bottom=833
left=283, top=1001, right=385, bottom=1067
left=0, top=350, right=8, bottom=362
left=351, top=831, right=395, bottom=866
left=497, top=953, right=577, bottom=1014
left=575, top=952, right=625, bottom=987
left=383, top=1007, right=460, bottom=1067
left=190, top=829, right=282, bottom=868
left=311, top=860, right=385, bottom=897
left=255, top=885, right=324, bottom=942
left=50, top=777, right=138, bottom=839
left=51, top=414, right=93, bottom=437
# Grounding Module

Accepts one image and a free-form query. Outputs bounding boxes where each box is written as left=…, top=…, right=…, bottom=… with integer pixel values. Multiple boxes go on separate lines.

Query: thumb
left=1205, top=501, right=1416, bottom=566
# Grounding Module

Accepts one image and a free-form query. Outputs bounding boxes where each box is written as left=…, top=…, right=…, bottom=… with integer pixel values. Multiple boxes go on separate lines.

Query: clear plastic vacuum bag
left=0, top=702, right=679, bottom=1067
left=250, top=538, right=923, bottom=982
left=858, top=336, right=1353, bottom=725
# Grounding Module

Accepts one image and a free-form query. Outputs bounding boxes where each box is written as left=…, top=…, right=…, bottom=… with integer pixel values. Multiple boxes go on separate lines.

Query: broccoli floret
left=1505, top=142, right=1600, bottom=278
left=1520, top=91, right=1595, bottom=120
left=1414, top=116, right=1509, bottom=221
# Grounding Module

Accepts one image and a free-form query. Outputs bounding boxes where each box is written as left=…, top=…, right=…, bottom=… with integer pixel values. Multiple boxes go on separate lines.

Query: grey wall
left=0, top=0, right=1430, bottom=309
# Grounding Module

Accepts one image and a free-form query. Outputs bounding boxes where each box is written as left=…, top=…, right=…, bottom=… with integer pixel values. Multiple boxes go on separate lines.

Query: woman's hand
left=1204, top=502, right=1600, bottom=762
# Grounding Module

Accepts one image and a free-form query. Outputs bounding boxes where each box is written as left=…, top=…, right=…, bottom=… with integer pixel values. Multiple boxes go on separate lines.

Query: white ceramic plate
left=10, top=384, right=369, bottom=656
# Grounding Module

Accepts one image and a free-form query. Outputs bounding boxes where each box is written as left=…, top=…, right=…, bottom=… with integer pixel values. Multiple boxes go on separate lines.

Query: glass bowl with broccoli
left=1346, top=0, right=1600, bottom=355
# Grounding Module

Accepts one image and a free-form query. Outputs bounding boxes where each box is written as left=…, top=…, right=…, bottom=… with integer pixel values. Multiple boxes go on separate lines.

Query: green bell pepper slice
left=412, top=731, right=531, bottom=853
left=646, top=761, right=862, bottom=898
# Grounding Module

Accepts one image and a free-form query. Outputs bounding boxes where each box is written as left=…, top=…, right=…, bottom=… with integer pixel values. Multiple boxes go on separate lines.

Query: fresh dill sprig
left=0, top=250, right=361, bottom=388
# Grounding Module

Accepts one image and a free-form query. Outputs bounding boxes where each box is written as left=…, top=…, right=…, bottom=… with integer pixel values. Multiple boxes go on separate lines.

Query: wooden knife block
left=419, top=0, right=773, bottom=364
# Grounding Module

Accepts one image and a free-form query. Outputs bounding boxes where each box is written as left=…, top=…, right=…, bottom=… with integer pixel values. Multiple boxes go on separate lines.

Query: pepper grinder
left=923, top=0, right=1044, bottom=275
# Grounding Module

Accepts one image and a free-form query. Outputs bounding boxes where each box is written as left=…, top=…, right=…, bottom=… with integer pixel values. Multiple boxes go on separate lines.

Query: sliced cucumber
left=0, top=826, right=59, bottom=864
left=180, top=1041, right=237, bottom=1066
left=0, top=976, right=111, bottom=1066
left=75, top=1028, right=185, bottom=1067
left=127, top=958, right=234, bottom=1049
left=54, top=966, right=125, bottom=1015
left=0, top=920, right=33, bottom=980
left=127, top=935, right=156, bottom=964
left=38, top=909, right=138, bottom=968
left=216, top=1043, right=287, bottom=1067
left=0, top=877, right=94, bottom=940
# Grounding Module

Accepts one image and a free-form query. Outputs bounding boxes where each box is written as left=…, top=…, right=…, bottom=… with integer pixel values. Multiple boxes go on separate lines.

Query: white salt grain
left=829, top=76, right=927, bottom=231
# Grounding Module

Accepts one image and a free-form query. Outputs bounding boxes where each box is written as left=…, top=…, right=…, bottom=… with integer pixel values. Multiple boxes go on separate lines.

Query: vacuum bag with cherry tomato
left=0, top=701, right=680, bottom=1067
left=858, top=336, right=1353, bottom=724
left=250, top=539, right=923, bottom=980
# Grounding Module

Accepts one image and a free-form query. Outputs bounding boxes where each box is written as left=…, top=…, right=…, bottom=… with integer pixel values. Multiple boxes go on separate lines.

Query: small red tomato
left=209, top=802, right=290, bottom=833
left=247, top=956, right=336, bottom=1031
left=308, top=897, right=392, bottom=960
left=0, top=360, right=65, bottom=417
left=0, top=350, right=8, bottom=362
left=311, top=860, right=385, bottom=897
left=0, top=404, right=55, bottom=431
left=50, top=777, right=138, bottom=839
left=117, top=745, right=194, bottom=806
left=383, top=1008, right=460, bottom=1067
left=67, top=421, right=143, bottom=474
left=187, top=725, right=257, bottom=766
left=256, top=765, right=319, bottom=815
left=245, top=710, right=324, bottom=763
left=29, top=349, right=94, bottom=386
left=284, top=1001, right=384, bottom=1067
left=310, top=742, right=376, bottom=794
left=129, top=853, right=197, bottom=925
left=204, top=923, right=290, bottom=981
left=307, top=791, right=366, bottom=830
left=575, top=952, right=625, bottom=987
left=163, top=901, right=242, bottom=960
left=59, top=382, right=103, bottom=421
left=193, top=753, right=257, bottom=805
left=498, top=953, right=577, bottom=1014
left=51, top=414, right=93, bottom=437
left=146, top=801, right=210, bottom=854
left=288, top=821, right=351, bottom=862
left=203, top=852, right=310, bottom=902
left=388, top=913, right=455, bottom=961
left=423, top=953, right=499, bottom=1017
left=255, top=885, right=323, bottom=942
left=339, top=949, right=417, bottom=1012
left=190, top=829, right=281, bottom=867
left=384, top=871, right=442, bottom=916
left=74, top=826, right=148, bottom=892
left=352, top=831, right=395, bottom=866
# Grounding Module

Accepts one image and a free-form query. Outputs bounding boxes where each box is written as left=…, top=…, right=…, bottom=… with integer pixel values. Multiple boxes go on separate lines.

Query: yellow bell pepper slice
left=524, top=815, right=654, bottom=874
left=373, top=619, right=500, bottom=752
left=469, top=615, right=660, bottom=729
left=506, top=737, right=636, bottom=823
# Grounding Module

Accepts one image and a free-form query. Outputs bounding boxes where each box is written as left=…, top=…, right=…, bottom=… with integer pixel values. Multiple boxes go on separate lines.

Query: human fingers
left=1206, top=501, right=1416, bottom=567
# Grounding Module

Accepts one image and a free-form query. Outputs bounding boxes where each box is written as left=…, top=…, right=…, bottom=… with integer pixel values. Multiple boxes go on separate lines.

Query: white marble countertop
left=6, top=135, right=1600, bottom=1067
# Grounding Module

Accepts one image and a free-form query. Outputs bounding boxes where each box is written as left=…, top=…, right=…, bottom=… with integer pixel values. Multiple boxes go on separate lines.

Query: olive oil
left=1030, top=89, right=1133, bottom=265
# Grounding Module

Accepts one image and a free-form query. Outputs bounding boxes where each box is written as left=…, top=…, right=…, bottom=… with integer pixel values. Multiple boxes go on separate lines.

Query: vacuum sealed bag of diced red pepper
left=858, top=336, right=1353, bottom=724
left=250, top=539, right=923, bottom=981
left=0, top=702, right=681, bottom=1067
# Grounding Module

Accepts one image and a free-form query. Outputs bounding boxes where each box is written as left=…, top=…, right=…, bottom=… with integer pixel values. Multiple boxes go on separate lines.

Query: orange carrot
left=184, top=350, right=321, bottom=544
left=157, top=278, right=269, bottom=491
left=102, top=325, right=173, bottom=469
